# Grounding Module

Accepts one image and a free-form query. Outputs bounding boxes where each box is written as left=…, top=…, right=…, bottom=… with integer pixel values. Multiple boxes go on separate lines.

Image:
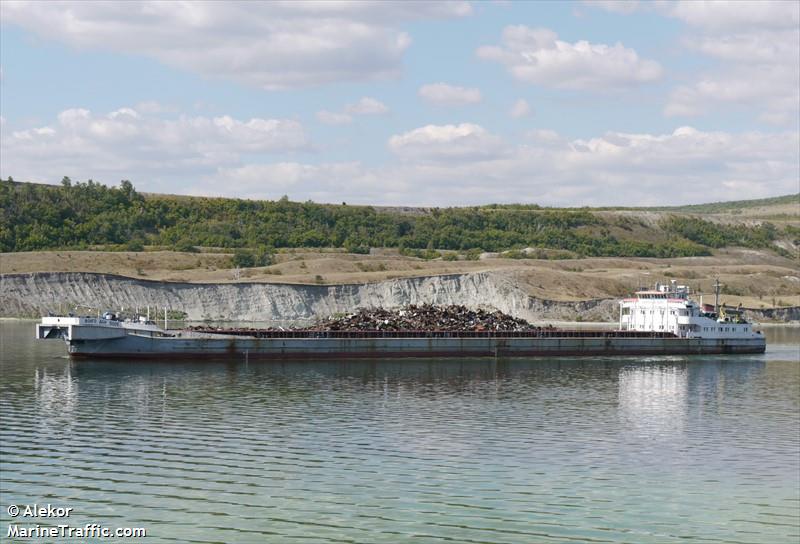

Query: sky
left=1, top=0, right=798, bottom=207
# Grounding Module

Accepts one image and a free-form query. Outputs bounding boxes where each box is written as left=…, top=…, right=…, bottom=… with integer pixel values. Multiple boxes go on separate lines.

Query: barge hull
left=65, top=334, right=767, bottom=359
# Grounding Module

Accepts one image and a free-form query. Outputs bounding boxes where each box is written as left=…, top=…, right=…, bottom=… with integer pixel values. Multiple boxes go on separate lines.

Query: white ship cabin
left=37, top=312, right=169, bottom=341
left=619, top=281, right=761, bottom=339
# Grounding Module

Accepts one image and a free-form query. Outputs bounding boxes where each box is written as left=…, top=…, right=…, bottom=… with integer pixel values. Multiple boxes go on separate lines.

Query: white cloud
left=584, top=1, right=641, bottom=15
left=345, top=97, right=389, bottom=115
left=381, top=125, right=798, bottom=205
left=687, top=30, right=798, bottom=64
left=388, top=123, right=504, bottom=161
left=317, top=96, right=388, bottom=125
left=510, top=99, right=532, bottom=118
left=668, top=2, right=799, bottom=122
left=665, top=31, right=799, bottom=123
left=1, top=107, right=309, bottom=186
left=212, top=125, right=796, bottom=205
left=316, top=110, right=353, bottom=125
left=665, top=63, right=799, bottom=123
left=585, top=0, right=799, bottom=123
left=207, top=161, right=389, bottom=202
left=588, top=0, right=799, bottom=29
left=477, top=26, right=662, bottom=90
left=3, top=108, right=795, bottom=206
left=418, top=83, right=482, bottom=106
left=666, top=1, right=799, bottom=31
left=2, top=1, right=471, bottom=90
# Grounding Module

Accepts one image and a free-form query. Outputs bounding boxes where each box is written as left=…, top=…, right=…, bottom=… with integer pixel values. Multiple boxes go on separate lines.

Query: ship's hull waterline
left=63, top=332, right=767, bottom=359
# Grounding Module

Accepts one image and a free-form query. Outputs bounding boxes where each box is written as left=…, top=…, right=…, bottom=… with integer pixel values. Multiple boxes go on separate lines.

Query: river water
left=1, top=320, right=798, bottom=543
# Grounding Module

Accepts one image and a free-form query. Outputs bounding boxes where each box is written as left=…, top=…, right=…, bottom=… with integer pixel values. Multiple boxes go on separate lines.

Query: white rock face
left=0, top=271, right=617, bottom=322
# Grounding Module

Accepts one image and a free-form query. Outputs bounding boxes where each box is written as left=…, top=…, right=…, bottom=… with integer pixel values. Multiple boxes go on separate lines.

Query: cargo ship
left=36, top=281, right=766, bottom=358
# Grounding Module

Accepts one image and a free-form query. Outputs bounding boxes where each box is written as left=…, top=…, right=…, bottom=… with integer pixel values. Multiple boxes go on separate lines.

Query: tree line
left=0, top=178, right=785, bottom=259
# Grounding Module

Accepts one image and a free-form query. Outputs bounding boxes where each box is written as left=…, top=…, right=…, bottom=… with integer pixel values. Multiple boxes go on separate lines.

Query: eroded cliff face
left=0, top=272, right=617, bottom=322
left=5, top=271, right=795, bottom=323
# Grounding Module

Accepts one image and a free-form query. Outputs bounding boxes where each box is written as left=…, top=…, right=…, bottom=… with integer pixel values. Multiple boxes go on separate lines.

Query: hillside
left=648, top=193, right=799, bottom=215
left=2, top=180, right=798, bottom=319
left=1, top=179, right=797, bottom=260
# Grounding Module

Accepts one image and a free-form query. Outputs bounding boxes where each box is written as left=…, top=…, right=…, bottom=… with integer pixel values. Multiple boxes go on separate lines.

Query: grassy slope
left=649, top=193, right=799, bottom=213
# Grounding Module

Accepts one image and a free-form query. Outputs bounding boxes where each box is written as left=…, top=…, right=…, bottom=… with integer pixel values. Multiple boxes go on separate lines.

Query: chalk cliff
left=0, top=271, right=618, bottom=322
left=4, top=271, right=796, bottom=322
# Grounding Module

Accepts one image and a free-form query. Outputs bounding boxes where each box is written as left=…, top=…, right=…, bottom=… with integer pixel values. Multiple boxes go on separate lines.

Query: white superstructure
left=619, top=280, right=763, bottom=340
left=37, top=313, right=169, bottom=343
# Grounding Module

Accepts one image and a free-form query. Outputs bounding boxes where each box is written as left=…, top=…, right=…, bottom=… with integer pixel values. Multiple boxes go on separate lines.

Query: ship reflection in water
left=33, top=366, right=79, bottom=431
left=2, top=318, right=796, bottom=544
left=619, top=362, right=690, bottom=435
left=617, top=360, right=766, bottom=438
left=33, top=357, right=768, bottom=434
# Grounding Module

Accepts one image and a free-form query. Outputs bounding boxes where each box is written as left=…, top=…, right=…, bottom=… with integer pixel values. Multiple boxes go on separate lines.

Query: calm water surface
left=1, top=321, right=798, bottom=543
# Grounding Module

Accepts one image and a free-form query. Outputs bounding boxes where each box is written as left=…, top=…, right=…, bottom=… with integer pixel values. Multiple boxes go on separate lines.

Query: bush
left=231, top=250, right=255, bottom=268
left=125, top=240, right=144, bottom=252
left=464, top=248, right=483, bottom=260
left=174, top=240, right=198, bottom=253
left=661, top=215, right=777, bottom=249
left=345, top=244, right=370, bottom=254
left=401, top=247, right=442, bottom=260
left=504, top=249, right=528, bottom=259
left=253, top=245, right=273, bottom=266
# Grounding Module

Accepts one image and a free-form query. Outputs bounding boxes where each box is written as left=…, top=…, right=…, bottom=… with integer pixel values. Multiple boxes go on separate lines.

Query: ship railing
left=76, top=317, right=122, bottom=327
left=188, top=328, right=678, bottom=340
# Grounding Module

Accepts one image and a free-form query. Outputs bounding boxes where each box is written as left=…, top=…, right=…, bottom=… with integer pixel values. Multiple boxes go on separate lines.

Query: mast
left=714, top=278, right=721, bottom=315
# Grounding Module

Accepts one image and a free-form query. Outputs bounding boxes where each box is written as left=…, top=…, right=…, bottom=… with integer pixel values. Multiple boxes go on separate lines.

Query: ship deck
left=186, top=328, right=678, bottom=340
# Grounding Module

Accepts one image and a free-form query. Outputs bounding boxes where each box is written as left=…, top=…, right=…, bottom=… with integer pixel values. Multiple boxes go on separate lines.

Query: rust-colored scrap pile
left=308, top=304, right=533, bottom=332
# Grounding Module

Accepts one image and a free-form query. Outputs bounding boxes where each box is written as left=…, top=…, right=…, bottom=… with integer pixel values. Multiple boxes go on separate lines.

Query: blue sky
left=1, top=1, right=798, bottom=206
